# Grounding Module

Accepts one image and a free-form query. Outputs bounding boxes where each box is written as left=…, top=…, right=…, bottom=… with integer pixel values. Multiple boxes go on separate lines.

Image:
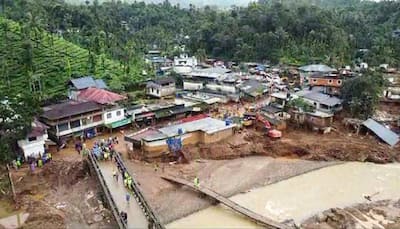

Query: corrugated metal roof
left=297, top=90, right=342, bottom=106
left=362, top=118, right=399, bottom=146
left=41, top=101, right=102, bottom=120
left=70, top=76, right=108, bottom=90
left=299, top=64, right=336, bottom=72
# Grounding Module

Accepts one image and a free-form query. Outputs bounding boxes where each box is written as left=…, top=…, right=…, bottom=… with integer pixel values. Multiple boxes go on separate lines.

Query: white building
left=173, top=54, right=198, bottom=74
left=18, top=120, right=48, bottom=159
left=146, top=77, right=176, bottom=98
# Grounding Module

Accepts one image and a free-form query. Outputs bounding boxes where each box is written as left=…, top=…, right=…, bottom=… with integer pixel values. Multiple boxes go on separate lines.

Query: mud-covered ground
left=9, top=159, right=115, bottom=229
left=182, top=125, right=399, bottom=164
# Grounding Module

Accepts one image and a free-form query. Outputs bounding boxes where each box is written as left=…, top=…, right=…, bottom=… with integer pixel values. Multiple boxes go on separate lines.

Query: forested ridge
left=1, top=0, right=400, bottom=99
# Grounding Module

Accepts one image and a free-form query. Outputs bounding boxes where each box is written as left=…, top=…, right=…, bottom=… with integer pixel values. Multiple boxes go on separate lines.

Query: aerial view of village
left=0, top=0, right=400, bottom=229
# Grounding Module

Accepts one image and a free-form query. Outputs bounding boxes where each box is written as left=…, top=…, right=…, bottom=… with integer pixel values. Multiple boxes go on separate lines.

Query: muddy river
left=167, top=162, right=400, bottom=228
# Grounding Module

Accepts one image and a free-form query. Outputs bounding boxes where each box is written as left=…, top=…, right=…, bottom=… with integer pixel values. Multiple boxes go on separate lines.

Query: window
left=337, top=80, right=342, bottom=85
left=116, top=110, right=122, bottom=116
left=57, top=123, right=69, bottom=132
left=328, top=79, right=333, bottom=84
left=70, top=120, right=81, bottom=128
left=81, top=118, right=87, bottom=126
left=156, top=89, right=160, bottom=95
left=312, top=79, right=317, bottom=83
left=93, top=114, right=102, bottom=122
left=107, top=113, right=112, bottom=119
left=28, top=136, right=37, bottom=142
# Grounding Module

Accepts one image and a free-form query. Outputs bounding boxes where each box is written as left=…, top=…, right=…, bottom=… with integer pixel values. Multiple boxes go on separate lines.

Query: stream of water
left=167, top=162, right=400, bottom=228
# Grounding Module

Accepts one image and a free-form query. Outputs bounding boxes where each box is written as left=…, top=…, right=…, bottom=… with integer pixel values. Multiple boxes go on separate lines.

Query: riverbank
left=125, top=156, right=339, bottom=223
left=302, top=199, right=400, bottom=228
left=166, top=162, right=400, bottom=228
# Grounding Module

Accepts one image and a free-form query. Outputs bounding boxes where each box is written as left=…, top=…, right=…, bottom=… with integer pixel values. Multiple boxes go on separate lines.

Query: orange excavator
left=243, top=112, right=282, bottom=139
left=259, top=114, right=282, bottom=139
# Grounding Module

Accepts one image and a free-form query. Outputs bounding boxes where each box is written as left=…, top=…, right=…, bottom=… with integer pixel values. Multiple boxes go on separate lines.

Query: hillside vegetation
left=0, top=17, right=138, bottom=99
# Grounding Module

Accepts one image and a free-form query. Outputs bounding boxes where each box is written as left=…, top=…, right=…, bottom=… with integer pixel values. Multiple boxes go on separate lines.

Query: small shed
left=362, top=119, right=399, bottom=146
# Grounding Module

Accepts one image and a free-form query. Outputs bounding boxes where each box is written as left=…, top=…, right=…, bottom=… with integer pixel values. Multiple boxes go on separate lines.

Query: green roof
left=105, top=118, right=132, bottom=129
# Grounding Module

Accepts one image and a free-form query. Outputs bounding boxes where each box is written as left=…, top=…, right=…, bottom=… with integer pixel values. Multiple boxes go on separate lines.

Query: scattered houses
left=76, top=87, right=129, bottom=130
left=173, top=54, right=198, bottom=74
left=295, top=89, right=342, bottom=113
left=17, top=119, right=49, bottom=159
left=238, top=80, right=269, bottom=100
left=299, top=64, right=337, bottom=85
left=68, top=76, right=108, bottom=100
left=146, top=77, right=176, bottom=98
left=309, top=73, right=343, bottom=96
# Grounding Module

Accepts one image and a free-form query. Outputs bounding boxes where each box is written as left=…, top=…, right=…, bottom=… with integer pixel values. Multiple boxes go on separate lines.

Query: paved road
left=98, top=161, right=149, bottom=229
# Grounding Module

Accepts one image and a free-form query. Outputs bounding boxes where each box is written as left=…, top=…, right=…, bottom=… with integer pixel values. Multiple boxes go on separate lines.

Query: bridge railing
left=114, top=152, right=165, bottom=229
left=87, top=152, right=127, bottom=229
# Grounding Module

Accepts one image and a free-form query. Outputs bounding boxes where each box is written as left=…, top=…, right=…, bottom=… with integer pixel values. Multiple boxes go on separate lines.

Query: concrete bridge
left=87, top=152, right=164, bottom=229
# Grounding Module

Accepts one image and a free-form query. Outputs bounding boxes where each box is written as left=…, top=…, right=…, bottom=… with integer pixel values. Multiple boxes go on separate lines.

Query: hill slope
left=0, top=17, right=131, bottom=99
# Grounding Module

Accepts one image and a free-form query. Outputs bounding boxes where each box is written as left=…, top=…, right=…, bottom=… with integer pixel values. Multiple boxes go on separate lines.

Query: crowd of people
left=80, top=136, right=119, bottom=160
left=12, top=152, right=52, bottom=173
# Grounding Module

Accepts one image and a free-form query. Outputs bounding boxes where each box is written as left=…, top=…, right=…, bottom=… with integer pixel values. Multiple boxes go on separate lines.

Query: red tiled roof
left=78, top=88, right=126, bottom=105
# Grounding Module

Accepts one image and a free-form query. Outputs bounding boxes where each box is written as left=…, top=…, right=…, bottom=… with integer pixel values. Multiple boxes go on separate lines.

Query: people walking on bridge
left=113, top=169, right=118, bottom=181
left=120, top=211, right=127, bottom=224
left=125, top=192, right=130, bottom=205
left=194, top=176, right=200, bottom=188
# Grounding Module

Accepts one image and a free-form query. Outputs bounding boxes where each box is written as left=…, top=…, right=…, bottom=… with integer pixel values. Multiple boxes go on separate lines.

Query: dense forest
left=1, top=0, right=400, bottom=98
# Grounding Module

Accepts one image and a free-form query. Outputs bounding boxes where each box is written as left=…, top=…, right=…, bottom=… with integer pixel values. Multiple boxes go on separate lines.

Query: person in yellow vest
left=47, top=152, right=52, bottom=161
left=127, top=177, right=133, bottom=190
left=104, top=152, right=109, bottom=160
left=194, top=177, right=200, bottom=188
left=124, top=177, right=128, bottom=187
left=38, top=158, right=43, bottom=168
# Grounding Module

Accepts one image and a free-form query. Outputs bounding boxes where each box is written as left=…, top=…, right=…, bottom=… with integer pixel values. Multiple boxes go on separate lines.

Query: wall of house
left=310, top=77, right=342, bottom=87
left=174, top=66, right=194, bottom=74
left=306, top=115, right=333, bottom=128
left=17, top=134, right=48, bottom=159
left=55, top=115, right=104, bottom=137
left=103, top=108, right=125, bottom=125
left=206, top=83, right=237, bottom=94
left=203, top=128, right=234, bottom=144
left=160, top=85, right=176, bottom=97
left=183, top=81, right=203, bottom=90
left=147, top=85, right=176, bottom=97
left=143, top=132, right=202, bottom=154
left=142, top=128, right=234, bottom=154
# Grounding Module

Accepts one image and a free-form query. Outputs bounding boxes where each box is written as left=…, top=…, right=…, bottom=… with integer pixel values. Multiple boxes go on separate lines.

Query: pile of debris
left=302, top=199, right=400, bottom=229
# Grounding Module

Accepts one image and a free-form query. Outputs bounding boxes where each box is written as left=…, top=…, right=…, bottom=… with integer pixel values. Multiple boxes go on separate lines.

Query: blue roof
left=362, top=119, right=399, bottom=146
left=69, top=76, right=108, bottom=90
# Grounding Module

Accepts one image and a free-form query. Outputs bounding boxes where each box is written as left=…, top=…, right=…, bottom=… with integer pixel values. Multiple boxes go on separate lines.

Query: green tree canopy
left=0, top=91, right=40, bottom=162
left=341, top=71, right=387, bottom=119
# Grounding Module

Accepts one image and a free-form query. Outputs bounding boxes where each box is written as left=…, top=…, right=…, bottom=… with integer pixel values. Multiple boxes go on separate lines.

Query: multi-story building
left=309, top=73, right=343, bottom=96
left=40, top=100, right=104, bottom=142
